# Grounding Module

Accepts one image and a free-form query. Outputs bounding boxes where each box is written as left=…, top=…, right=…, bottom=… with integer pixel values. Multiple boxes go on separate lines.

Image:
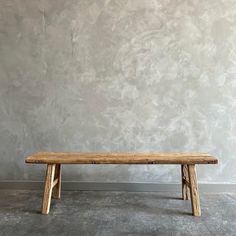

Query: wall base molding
left=0, top=181, right=235, bottom=192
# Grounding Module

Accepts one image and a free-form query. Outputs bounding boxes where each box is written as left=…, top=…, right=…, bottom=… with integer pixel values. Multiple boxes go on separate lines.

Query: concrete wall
left=0, top=0, right=236, bottom=183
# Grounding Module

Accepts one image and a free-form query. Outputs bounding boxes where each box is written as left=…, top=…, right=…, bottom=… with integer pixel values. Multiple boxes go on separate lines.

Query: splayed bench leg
left=181, top=164, right=190, bottom=200
left=188, top=164, right=201, bottom=216
left=42, top=164, right=56, bottom=214
left=52, top=164, right=62, bottom=199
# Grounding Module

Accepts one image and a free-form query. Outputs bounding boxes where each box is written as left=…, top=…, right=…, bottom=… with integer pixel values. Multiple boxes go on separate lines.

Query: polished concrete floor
left=0, top=190, right=236, bottom=236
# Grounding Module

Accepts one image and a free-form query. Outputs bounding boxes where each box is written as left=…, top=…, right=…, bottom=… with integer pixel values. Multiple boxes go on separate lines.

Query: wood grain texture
left=181, top=164, right=190, bottom=200
left=26, top=152, right=218, bottom=165
left=188, top=164, right=201, bottom=216
left=42, top=164, right=55, bottom=215
left=52, top=164, right=61, bottom=199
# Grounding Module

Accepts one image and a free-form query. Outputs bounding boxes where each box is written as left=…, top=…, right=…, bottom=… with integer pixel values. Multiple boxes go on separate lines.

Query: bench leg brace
left=181, top=164, right=190, bottom=200
left=188, top=164, right=201, bottom=216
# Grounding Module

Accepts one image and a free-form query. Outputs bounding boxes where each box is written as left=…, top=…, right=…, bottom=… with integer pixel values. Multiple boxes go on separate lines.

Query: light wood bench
left=25, top=152, right=218, bottom=216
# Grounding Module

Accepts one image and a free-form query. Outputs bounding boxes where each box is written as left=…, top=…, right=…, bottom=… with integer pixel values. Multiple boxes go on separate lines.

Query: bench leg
left=52, top=164, right=62, bottom=199
left=42, top=164, right=56, bottom=215
left=181, top=164, right=190, bottom=200
left=188, top=164, right=201, bottom=216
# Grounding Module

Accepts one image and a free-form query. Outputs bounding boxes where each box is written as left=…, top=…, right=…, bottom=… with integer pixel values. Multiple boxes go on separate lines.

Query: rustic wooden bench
left=25, top=152, right=218, bottom=216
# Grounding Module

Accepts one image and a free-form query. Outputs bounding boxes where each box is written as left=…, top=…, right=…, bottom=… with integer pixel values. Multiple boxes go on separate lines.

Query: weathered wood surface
left=52, top=164, right=61, bottom=199
left=26, top=152, right=218, bottom=165
left=42, top=164, right=56, bottom=215
left=188, top=164, right=201, bottom=216
left=181, top=164, right=190, bottom=200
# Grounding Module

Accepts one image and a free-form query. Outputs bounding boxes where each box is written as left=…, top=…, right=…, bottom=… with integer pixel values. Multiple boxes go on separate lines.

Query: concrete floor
left=0, top=190, right=236, bottom=236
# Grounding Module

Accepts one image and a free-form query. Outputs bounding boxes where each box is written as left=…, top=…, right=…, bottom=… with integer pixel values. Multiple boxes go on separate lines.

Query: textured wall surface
left=0, top=0, right=236, bottom=183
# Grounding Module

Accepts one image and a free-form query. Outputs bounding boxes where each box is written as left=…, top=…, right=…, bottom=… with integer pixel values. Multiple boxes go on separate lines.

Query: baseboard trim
left=0, top=181, right=235, bottom=192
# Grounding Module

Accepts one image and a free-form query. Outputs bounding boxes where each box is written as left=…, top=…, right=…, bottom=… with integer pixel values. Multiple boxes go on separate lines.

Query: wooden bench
left=25, top=152, right=218, bottom=216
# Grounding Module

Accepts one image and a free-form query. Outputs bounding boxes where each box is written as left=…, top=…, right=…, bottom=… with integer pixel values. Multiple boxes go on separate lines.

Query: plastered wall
left=0, top=0, right=236, bottom=183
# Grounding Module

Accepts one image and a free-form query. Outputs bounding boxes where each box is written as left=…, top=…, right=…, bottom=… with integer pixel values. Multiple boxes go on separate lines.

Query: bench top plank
left=26, top=152, right=218, bottom=165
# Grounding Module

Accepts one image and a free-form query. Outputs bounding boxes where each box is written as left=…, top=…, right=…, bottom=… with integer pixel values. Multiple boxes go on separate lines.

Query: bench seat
left=25, top=152, right=218, bottom=216
left=26, top=152, right=217, bottom=164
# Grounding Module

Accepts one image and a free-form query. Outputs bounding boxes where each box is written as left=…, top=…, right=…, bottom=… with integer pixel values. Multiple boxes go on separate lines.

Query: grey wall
left=0, top=0, right=236, bottom=183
